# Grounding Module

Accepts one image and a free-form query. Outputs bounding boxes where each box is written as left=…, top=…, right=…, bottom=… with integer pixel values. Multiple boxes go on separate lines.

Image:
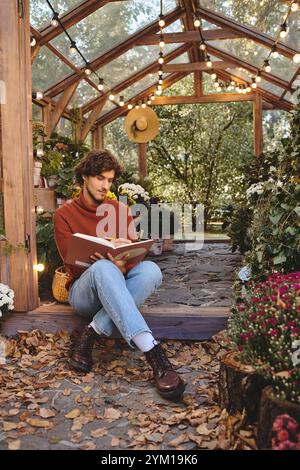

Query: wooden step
left=2, top=304, right=230, bottom=340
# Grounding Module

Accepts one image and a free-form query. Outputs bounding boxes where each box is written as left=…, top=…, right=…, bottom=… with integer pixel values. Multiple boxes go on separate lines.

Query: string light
left=158, top=52, right=164, bottom=64
left=109, top=94, right=115, bottom=101
left=30, top=35, right=36, bottom=47
left=141, top=101, right=147, bottom=108
left=35, top=206, right=44, bottom=215
left=158, top=68, right=163, bottom=76
left=199, top=42, right=206, bottom=51
left=251, top=78, right=257, bottom=88
left=271, top=44, right=279, bottom=58
left=194, top=16, right=201, bottom=28
left=291, top=1, right=299, bottom=12
left=84, top=65, right=92, bottom=75
left=119, top=96, right=125, bottom=107
left=264, top=59, right=271, bottom=73
left=211, top=73, right=217, bottom=80
left=97, top=78, right=104, bottom=91
left=156, top=89, right=162, bottom=95
left=128, top=103, right=133, bottom=110
left=159, top=34, right=165, bottom=49
left=32, top=91, right=44, bottom=100
left=279, top=21, right=288, bottom=38
left=151, top=95, right=156, bottom=101
left=206, top=56, right=212, bottom=68
left=158, top=14, right=165, bottom=28
left=255, top=71, right=262, bottom=82
left=293, top=53, right=300, bottom=63
left=51, top=11, right=59, bottom=27
left=69, top=40, right=77, bottom=54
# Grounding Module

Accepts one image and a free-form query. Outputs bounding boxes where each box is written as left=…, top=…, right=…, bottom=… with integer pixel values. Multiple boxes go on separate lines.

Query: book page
left=73, top=233, right=114, bottom=248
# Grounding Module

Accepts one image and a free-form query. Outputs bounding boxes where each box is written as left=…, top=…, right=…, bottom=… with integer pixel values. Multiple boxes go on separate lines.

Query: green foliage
left=225, top=206, right=253, bottom=254
left=36, top=213, right=61, bottom=282
left=229, top=272, right=300, bottom=404
left=245, top=104, right=300, bottom=278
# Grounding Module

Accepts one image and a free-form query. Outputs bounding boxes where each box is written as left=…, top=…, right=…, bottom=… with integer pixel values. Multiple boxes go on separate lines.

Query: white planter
left=47, top=175, right=58, bottom=188
left=33, top=161, right=42, bottom=187
left=149, top=240, right=163, bottom=256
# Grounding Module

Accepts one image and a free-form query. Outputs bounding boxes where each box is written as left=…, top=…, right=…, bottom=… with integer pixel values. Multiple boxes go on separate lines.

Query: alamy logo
left=291, top=340, right=300, bottom=367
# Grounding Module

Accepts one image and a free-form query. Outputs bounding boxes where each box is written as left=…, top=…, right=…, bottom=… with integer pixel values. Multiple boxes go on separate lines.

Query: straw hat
left=124, top=107, right=159, bottom=143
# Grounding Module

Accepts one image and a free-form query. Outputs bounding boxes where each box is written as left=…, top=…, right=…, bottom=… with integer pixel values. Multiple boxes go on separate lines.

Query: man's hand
left=89, top=251, right=127, bottom=274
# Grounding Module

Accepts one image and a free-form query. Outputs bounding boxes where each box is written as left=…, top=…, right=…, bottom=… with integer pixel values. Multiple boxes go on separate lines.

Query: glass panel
left=284, top=91, right=300, bottom=105
left=84, top=132, right=92, bottom=148
left=263, top=109, right=291, bottom=151
left=55, top=117, right=73, bottom=138
left=32, top=46, right=73, bottom=91
left=169, top=52, right=189, bottom=64
left=99, top=101, right=117, bottom=117
left=32, top=103, right=43, bottom=121
left=164, top=19, right=184, bottom=33
left=201, top=0, right=287, bottom=39
left=207, top=39, right=299, bottom=82
left=30, top=0, right=82, bottom=29
left=104, top=118, right=139, bottom=173
left=95, top=44, right=183, bottom=89
left=121, top=75, right=159, bottom=101
left=68, top=80, right=99, bottom=108
left=165, top=74, right=194, bottom=95
left=50, top=0, right=177, bottom=67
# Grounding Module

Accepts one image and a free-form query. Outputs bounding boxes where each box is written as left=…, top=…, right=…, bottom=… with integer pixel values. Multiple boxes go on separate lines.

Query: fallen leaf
left=63, top=388, right=71, bottom=396
left=3, top=422, right=18, bottom=432
left=196, top=423, right=211, bottom=436
left=8, top=440, right=21, bottom=450
left=168, top=433, right=189, bottom=447
left=83, top=386, right=92, bottom=394
left=90, top=427, right=108, bottom=438
left=103, top=408, right=122, bottom=421
left=26, top=418, right=53, bottom=429
left=111, top=436, right=119, bottom=447
left=8, top=409, right=20, bottom=416
left=39, top=408, right=56, bottom=419
left=65, top=409, right=81, bottom=419
left=80, top=441, right=96, bottom=450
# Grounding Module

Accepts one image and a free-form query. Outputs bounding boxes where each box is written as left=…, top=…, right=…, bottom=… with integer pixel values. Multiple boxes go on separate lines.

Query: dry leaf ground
left=0, top=329, right=257, bottom=450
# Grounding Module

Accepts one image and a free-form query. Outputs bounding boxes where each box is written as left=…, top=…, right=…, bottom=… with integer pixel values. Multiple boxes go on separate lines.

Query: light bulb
left=97, top=79, right=104, bottom=91
left=157, top=84, right=162, bottom=90
left=271, top=45, right=279, bottom=58
left=159, top=39, right=165, bottom=48
left=135, top=104, right=140, bottom=109
left=255, top=73, right=262, bottom=83
left=242, top=89, right=247, bottom=94
left=231, top=81, right=235, bottom=86
left=194, top=18, right=201, bottom=28
left=280, top=23, right=288, bottom=38
left=158, top=68, right=163, bottom=76
left=156, top=89, right=162, bottom=95
left=128, top=104, right=133, bottom=110
left=293, top=53, right=300, bottom=64
left=141, top=102, right=146, bottom=108
left=206, top=60, right=212, bottom=68
left=30, top=36, right=36, bottom=47
left=147, top=99, right=151, bottom=105
left=217, top=86, right=222, bottom=92
left=251, top=80, right=257, bottom=88
left=34, top=263, right=45, bottom=272
left=119, top=96, right=125, bottom=107
left=51, top=12, right=59, bottom=27
left=158, top=15, right=165, bottom=28
left=35, top=205, right=44, bottom=215
left=70, top=41, right=77, bottom=54
left=246, top=86, right=251, bottom=92
left=84, top=67, right=91, bottom=75
left=151, top=95, right=155, bottom=101
left=200, top=42, right=206, bottom=51
left=211, top=73, right=217, bottom=80
left=158, top=56, right=164, bottom=64
left=214, top=82, right=219, bottom=88
left=33, top=91, right=44, bottom=100
left=264, top=60, right=271, bottom=73
left=291, top=1, right=299, bottom=12
left=109, top=94, right=115, bottom=101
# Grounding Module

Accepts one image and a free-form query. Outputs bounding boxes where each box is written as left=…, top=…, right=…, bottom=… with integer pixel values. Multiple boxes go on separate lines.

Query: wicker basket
left=52, top=266, right=70, bottom=303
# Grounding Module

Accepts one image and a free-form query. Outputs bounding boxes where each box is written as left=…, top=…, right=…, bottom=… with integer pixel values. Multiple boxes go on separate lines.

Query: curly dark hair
left=74, top=149, right=124, bottom=186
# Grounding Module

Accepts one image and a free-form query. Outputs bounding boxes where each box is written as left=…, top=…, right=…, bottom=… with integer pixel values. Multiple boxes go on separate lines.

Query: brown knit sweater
left=53, top=192, right=138, bottom=290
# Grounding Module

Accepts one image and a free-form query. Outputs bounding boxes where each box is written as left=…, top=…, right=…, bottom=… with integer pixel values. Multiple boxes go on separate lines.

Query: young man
left=53, top=149, right=185, bottom=400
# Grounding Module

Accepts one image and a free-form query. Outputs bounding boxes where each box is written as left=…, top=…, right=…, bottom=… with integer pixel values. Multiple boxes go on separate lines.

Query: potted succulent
left=221, top=271, right=300, bottom=442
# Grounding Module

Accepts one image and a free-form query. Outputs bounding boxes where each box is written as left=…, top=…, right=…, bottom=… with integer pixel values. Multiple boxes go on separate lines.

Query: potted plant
left=222, top=271, right=300, bottom=443
left=41, top=148, right=62, bottom=188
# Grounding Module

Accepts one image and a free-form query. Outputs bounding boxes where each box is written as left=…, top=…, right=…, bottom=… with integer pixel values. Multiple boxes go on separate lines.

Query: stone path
left=146, top=243, right=241, bottom=308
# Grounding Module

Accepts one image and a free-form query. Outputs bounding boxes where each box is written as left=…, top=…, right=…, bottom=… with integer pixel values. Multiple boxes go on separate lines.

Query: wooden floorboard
left=2, top=304, right=230, bottom=340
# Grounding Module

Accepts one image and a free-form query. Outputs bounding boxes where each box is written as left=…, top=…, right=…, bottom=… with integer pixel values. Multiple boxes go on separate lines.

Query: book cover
left=65, top=233, right=155, bottom=269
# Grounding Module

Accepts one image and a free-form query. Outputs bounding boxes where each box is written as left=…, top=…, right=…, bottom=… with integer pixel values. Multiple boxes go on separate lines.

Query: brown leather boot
left=144, top=344, right=186, bottom=399
left=69, top=325, right=99, bottom=373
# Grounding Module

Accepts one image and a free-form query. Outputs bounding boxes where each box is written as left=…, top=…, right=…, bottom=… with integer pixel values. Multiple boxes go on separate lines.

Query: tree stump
left=218, top=351, right=267, bottom=423
left=257, top=386, right=300, bottom=449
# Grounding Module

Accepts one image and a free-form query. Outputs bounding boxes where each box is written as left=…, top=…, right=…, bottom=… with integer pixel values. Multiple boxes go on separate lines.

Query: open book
left=65, top=233, right=155, bottom=269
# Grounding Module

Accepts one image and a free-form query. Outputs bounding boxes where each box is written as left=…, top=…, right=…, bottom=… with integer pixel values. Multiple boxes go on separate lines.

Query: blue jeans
left=68, top=260, right=163, bottom=348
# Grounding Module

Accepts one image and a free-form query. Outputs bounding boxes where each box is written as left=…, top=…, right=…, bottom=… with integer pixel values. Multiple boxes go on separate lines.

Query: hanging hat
left=124, top=107, right=159, bottom=143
